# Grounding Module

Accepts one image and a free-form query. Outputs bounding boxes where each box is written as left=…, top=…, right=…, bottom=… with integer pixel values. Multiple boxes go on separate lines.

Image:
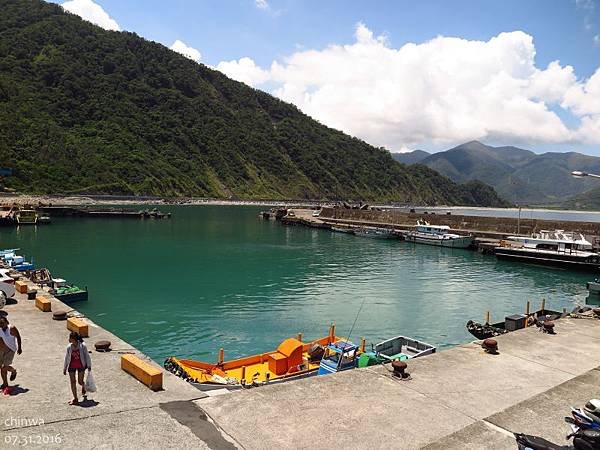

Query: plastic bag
left=84, top=371, right=97, bottom=393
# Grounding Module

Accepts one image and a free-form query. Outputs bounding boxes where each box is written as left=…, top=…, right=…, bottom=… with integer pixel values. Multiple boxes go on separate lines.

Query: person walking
left=0, top=316, right=22, bottom=392
left=63, top=331, right=92, bottom=405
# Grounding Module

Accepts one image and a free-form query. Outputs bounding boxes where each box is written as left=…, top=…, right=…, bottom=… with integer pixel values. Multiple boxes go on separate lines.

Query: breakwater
left=320, top=207, right=600, bottom=238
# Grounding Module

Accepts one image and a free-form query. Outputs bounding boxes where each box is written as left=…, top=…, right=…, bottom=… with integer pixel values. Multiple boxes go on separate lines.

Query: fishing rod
left=336, top=297, right=367, bottom=369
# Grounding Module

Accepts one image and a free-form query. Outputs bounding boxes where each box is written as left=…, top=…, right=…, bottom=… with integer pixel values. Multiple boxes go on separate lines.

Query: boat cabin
left=508, top=229, right=594, bottom=253
left=317, top=340, right=359, bottom=375
left=415, top=221, right=451, bottom=235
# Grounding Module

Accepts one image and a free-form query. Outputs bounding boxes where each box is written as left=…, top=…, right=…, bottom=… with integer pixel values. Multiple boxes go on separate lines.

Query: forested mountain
left=399, top=141, right=600, bottom=204
left=392, top=150, right=430, bottom=165
left=0, top=1, right=507, bottom=206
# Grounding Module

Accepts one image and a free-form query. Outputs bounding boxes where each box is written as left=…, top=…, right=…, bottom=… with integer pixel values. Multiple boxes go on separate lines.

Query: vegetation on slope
left=0, top=0, right=508, bottom=206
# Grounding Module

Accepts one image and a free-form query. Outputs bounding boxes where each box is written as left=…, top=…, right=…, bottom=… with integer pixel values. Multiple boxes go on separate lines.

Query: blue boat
left=1, top=250, right=35, bottom=272
left=317, top=340, right=361, bottom=375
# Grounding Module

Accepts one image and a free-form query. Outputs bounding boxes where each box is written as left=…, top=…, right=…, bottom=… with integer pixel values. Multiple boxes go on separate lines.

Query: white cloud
left=563, top=68, right=600, bottom=116
left=170, top=40, right=202, bottom=63
left=268, top=25, right=581, bottom=148
left=216, top=57, right=270, bottom=87
left=255, top=0, right=269, bottom=9
left=594, top=34, right=600, bottom=45
left=61, top=0, right=120, bottom=31
left=213, top=24, right=600, bottom=148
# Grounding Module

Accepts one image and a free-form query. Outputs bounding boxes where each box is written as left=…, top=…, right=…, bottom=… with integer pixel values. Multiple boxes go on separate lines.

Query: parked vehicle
left=0, top=283, right=15, bottom=308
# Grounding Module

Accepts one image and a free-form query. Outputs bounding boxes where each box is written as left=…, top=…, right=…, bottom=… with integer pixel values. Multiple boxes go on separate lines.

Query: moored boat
left=353, top=227, right=396, bottom=239
left=50, top=283, right=88, bottom=303
left=16, top=209, right=38, bottom=225
left=165, top=324, right=341, bottom=390
left=405, top=221, right=473, bottom=248
left=494, top=230, right=600, bottom=271
left=331, top=226, right=355, bottom=234
left=466, top=308, right=563, bottom=340
left=1, top=250, right=35, bottom=271
left=587, top=280, right=600, bottom=295
left=317, top=340, right=362, bottom=375
left=374, top=335, right=436, bottom=361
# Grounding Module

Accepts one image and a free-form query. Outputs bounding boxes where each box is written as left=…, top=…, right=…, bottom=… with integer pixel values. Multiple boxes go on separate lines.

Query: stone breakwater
left=320, top=207, right=600, bottom=239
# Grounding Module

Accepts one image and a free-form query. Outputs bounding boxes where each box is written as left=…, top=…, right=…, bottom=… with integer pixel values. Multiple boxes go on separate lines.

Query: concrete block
left=67, top=317, right=89, bottom=337
left=35, top=296, right=51, bottom=312
left=121, top=354, right=163, bottom=391
left=15, top=280, right=28, bottom=294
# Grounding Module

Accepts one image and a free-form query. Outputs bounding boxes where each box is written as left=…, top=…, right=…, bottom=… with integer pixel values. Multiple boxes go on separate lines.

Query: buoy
left=52, top=311, right=67, bottom=321
left=482, top=338, right=498, bottom=354
left=94, top=340, right=111, bottom=352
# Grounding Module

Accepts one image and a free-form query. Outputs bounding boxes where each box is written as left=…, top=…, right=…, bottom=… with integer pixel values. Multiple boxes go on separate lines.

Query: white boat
left=495, top=230, right=600, bottom=271
left=405, top=221, right=474, bottom=248
left=506, top=230, right=593, bottom=251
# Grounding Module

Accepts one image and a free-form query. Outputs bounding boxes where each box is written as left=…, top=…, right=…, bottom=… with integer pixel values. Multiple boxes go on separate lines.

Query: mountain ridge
left=397, top=141, right=600, bottom=204
left=0, top=0, right=508, bottom=207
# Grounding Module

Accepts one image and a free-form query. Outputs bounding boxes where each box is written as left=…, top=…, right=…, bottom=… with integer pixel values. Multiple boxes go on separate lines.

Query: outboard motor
left=307, top=343, right=325, bottom=362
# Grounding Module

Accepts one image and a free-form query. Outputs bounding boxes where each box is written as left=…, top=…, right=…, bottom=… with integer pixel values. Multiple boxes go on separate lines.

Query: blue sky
left=65, top=0, right=600, bottom=75
left=55, top=0, right=600, bottom=155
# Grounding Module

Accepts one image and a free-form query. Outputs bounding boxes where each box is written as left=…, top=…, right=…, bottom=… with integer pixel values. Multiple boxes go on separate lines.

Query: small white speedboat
left=405, top=221, right=473, bottom=248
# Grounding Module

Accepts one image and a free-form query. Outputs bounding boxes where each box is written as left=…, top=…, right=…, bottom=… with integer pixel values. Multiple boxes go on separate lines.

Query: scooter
left=515, top=428, right=600, bottom=449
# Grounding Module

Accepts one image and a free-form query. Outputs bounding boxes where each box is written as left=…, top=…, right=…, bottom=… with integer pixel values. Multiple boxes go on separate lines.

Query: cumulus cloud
left=170, top=40, right=202, bottom=63
left=268, top=25, right=580, bottom=148
left=61, top=0, right=120, bottom=31
left=216, top=57, right=270, bottom=87
left=255, top=0, right=269, bottom=9
left=213, top=24, right=600, bottom=148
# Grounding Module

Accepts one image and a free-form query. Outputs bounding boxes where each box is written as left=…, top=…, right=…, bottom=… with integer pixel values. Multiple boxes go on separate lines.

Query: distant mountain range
left=393, top=141, right=600, bottom=206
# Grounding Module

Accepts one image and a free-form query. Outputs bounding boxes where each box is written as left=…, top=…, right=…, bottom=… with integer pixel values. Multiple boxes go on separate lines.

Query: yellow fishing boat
left=164, top=324, right=362, bottom=390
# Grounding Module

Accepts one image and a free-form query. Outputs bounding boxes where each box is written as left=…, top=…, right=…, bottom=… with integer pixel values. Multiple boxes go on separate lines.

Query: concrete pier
left=197, top=317, right=600, bottom=449
left=0, top=281, right=236, bottom=449
left=3, top=271, right=600, bottom=449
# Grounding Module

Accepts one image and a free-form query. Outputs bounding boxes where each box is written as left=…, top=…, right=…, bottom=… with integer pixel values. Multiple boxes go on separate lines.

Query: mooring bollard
left=482, top=338, right=498, bottom=354
left=392, top=360, right=409, bottom=379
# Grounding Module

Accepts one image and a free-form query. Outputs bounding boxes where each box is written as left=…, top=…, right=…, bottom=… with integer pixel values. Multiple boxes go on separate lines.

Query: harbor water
left=0, top=205, right=592, bottom=363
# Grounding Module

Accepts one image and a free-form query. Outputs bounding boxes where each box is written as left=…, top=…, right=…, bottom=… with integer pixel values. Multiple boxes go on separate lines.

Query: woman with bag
left=63, top=331, right=92, bottom=405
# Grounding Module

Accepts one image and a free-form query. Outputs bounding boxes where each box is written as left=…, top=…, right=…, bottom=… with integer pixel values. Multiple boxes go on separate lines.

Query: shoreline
left=0, top=193, right=588, bottom=212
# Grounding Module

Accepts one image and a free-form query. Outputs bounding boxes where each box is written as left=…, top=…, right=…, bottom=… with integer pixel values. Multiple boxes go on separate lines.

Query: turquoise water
left=0, top=206, right=591, bottom=363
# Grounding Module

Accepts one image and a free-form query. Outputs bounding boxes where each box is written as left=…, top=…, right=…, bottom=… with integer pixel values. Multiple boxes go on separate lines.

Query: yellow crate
left=35, top=296, right=51, bottom=312
left=67, top=317, right=89, bottom=338
left=15, top=281, right=28, bottom=294
left=121, top=354, right=163, bottom=391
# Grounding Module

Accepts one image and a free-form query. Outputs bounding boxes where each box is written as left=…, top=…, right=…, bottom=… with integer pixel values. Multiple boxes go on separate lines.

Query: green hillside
left=0, top=0, right=507, bottom=206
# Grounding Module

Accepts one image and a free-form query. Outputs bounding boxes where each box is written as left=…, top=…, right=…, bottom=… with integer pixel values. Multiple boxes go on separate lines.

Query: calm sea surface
left=0, top=205, right=593, bottom=363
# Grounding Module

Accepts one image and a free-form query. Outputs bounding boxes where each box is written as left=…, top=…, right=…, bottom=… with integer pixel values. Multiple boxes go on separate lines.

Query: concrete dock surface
left=3, top=274, right=600, bottom=449
left=0, top=283, right=237, bottom=450
left=197, top=317, right=600, bottom=449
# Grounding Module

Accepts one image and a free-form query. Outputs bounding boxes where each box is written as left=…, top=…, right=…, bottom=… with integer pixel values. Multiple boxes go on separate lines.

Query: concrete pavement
left=197, top=317, right=600, bottom=449
left=0, top=280, right=235, bottom=449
